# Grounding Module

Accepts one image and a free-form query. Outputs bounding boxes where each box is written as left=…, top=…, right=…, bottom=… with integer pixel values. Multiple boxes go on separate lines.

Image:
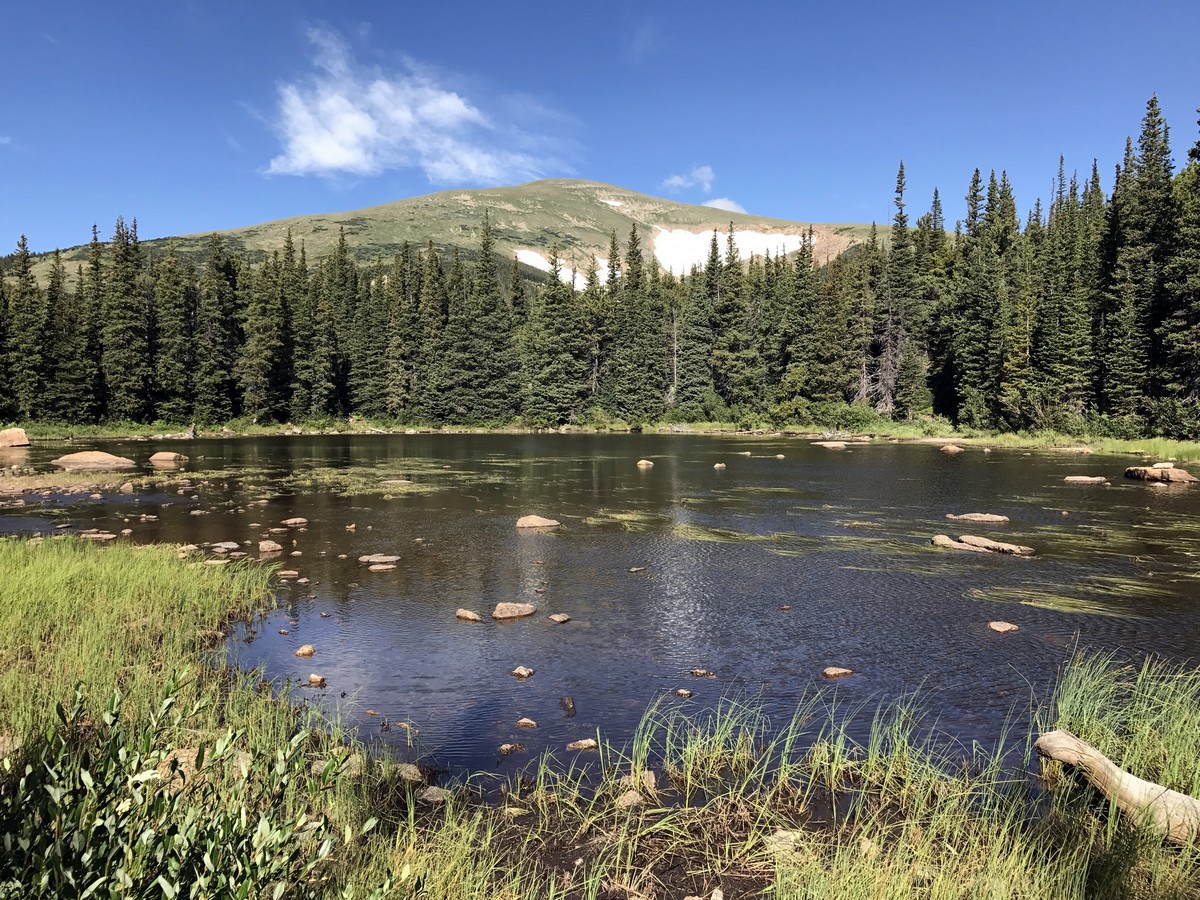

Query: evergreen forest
left=2, top=97, right=1199, bottom=439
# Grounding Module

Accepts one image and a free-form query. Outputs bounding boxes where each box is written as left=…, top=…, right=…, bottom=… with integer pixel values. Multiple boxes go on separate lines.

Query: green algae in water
left=967, top=586, right=1141, bottom=618
left=672, top=523, right=794, bottom=544
left=585, top=510, right=669, bottom=531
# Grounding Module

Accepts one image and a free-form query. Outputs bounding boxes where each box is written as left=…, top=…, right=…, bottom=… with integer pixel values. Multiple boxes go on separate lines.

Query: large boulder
left=51, top=450, right=136, bottom=471
left=0, top=428, right=30, bottom=448
left=516, top=515, right=560, bottom=528
left=1125, top=466, right=1199, bottom=484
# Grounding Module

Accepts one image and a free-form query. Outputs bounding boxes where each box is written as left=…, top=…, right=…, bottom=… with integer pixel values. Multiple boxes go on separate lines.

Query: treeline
left=1, top=96, right=1198, bottom=436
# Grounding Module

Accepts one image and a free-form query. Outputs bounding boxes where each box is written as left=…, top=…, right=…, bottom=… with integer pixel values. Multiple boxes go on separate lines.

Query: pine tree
left=468, top=213, right=519, bottom=423
left=606, top=225, right=665, bottom=422
left=411, top=243, right=448, bottom=421
left=347, top=261, right=391, bottom=418
left=6, top=235, right=47, bottom=420
left=1162, top=110, right=1200, bottom=399
left=41, top=252, right=96, bottom=422
left=673, top=268, right=716, bottom=419
left=101, top=217, right=152, bottom=421
left=154, top=240, right=195, bottom=423
left=520, top=249, right=589, bottom=425
left=0, top=269, right=11, bottom=420
left=384, top=243, right=418, bottom=419
left=192, top=234, right=239, bottom=423
left=238, top=252, right=290, bottom=422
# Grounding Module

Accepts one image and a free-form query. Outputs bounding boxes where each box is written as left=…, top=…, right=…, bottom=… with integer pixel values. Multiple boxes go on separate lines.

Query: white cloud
left=0, top=136, right=11, bottom=146
left=662, top=164, right=714, bottom=193
left=267, top=27, right=562, bottom=184
left=702, top=197, right=746, bottom=214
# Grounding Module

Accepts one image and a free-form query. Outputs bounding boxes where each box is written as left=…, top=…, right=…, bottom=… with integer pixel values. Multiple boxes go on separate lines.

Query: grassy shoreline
left=6, top=415, right=1199, bottom=460
left=2, top=538, right=1200, bottom=897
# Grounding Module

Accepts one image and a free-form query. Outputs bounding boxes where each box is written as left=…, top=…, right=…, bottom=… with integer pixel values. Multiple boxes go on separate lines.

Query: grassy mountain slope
left=28, top=179, right=876, bottom=281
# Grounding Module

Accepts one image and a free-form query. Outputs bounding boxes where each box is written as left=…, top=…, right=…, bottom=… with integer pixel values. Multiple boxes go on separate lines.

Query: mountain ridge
left=26, top=179, right=876, bottom=283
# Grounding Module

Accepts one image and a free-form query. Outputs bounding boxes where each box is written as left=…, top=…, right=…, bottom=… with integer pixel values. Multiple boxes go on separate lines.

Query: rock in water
left=567, top=738, right=598, bottom=751
left=259, top=540, right=283, bottom=553
left=0, top=427, right=30, bottom=448
left=1125, top=466, right=1199, bottom=484
left=988, top=621, right=1020, bottom=634
left=560, top=696, right=577, bottom=717
left=455, top=609, right=482, bottom=622
left=308, top=673, right=326, bottom=687
left=812, top=441, right=847, bottom=449
left=492, top=602, right=537, bottom=619
left=957, top=535, right=1034, bottom=555
left=822, top=666, right=854, bottom=679
left=51, top=451, right=136, bottom=471
left=281, top=517, right=308, bottom=526
left=940, top=444, right=965, bottom=455
left=945, top=513, right=1010, bottom=523
left=511, top=666, right=535, bottom=679
left=516, top=717, right=538, bottom=728
left=548, top=613, right=571, bottom=624
left=713, top=462, right=726, bottom=470
left=294, top=644, right=315, bottom=658
left=1064, top=475, right=1108, bottom=484
left=636, top=459, right=654, bottom=468
left=516, top=515, right=560, bottom=528
left=150, top=451, right=188, bottom=465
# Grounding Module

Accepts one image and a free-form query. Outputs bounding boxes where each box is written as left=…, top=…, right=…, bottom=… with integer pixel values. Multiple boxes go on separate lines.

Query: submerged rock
left=455, top=609, right=482, bottom=622
left=516, top=515, right=560, bottom=528
left=359, top=553, right=401, bottom=564
left=51, top=450, right=136, bottom=471
left=493, top=602, right=538, bottom=620
left=560, top=696, right=577, bottom=717
left=690, top=668, right=716, bottom=678
left=940, top=444, right=965, bottom=455
left=812, top=441, right=847, bottom=449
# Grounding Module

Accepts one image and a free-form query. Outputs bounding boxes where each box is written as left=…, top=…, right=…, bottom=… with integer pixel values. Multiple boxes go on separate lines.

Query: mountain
left=29, top=179, right=876, bottom=283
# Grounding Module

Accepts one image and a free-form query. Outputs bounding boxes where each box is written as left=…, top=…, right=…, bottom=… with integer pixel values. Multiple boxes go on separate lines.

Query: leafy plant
left=0, top=675, right=379, bottom=899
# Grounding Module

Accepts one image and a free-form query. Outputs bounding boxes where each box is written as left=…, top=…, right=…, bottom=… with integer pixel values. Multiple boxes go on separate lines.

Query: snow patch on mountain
left=651, top=227, right=812, bottom=274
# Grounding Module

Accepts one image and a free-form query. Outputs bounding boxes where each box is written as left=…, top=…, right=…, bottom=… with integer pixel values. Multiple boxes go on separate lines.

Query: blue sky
left=4, top=1, right=1199, bottom=252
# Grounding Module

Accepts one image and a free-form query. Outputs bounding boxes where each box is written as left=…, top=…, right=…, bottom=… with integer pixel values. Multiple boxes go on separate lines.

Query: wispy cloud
left=623, top=19, right=658, bottom=63
left=267, top=27, right=565, bottom=184
left=662, top=164, right=714, bottom=193
left=0, top=136, right=11, bottom=146
left=702, top=197, right=747, bottom=214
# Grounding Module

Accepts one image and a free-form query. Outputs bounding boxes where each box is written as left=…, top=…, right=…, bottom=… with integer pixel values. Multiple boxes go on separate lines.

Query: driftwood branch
left=1035, top=729, right=1200, bottom=844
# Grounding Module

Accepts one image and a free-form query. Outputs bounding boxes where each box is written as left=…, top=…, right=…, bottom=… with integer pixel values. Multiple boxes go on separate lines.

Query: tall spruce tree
left=101, top=217, right=152, bottom=421
left=468, top=214, right=519, bottom=423
left=520, top=250, right=589, bottom=425
left=192, top=235, right=240, bottom=423
left=154, top=241, right=195, bottom=423
left=6, top=235, right=47, bottom=420
left=1162, top=111, right=1200, bottom=401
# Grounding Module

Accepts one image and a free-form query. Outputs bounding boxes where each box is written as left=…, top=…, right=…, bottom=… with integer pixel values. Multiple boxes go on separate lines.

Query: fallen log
left=1035, top=729, right=1200, bottom=844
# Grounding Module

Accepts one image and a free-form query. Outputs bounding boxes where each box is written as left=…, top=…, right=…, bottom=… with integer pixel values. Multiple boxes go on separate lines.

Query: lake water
left=4, top=433, right=1200, bottom=774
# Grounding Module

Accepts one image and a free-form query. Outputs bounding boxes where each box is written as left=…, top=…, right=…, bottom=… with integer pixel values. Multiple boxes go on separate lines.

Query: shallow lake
left=5, top=433, right=1200, bottom=773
